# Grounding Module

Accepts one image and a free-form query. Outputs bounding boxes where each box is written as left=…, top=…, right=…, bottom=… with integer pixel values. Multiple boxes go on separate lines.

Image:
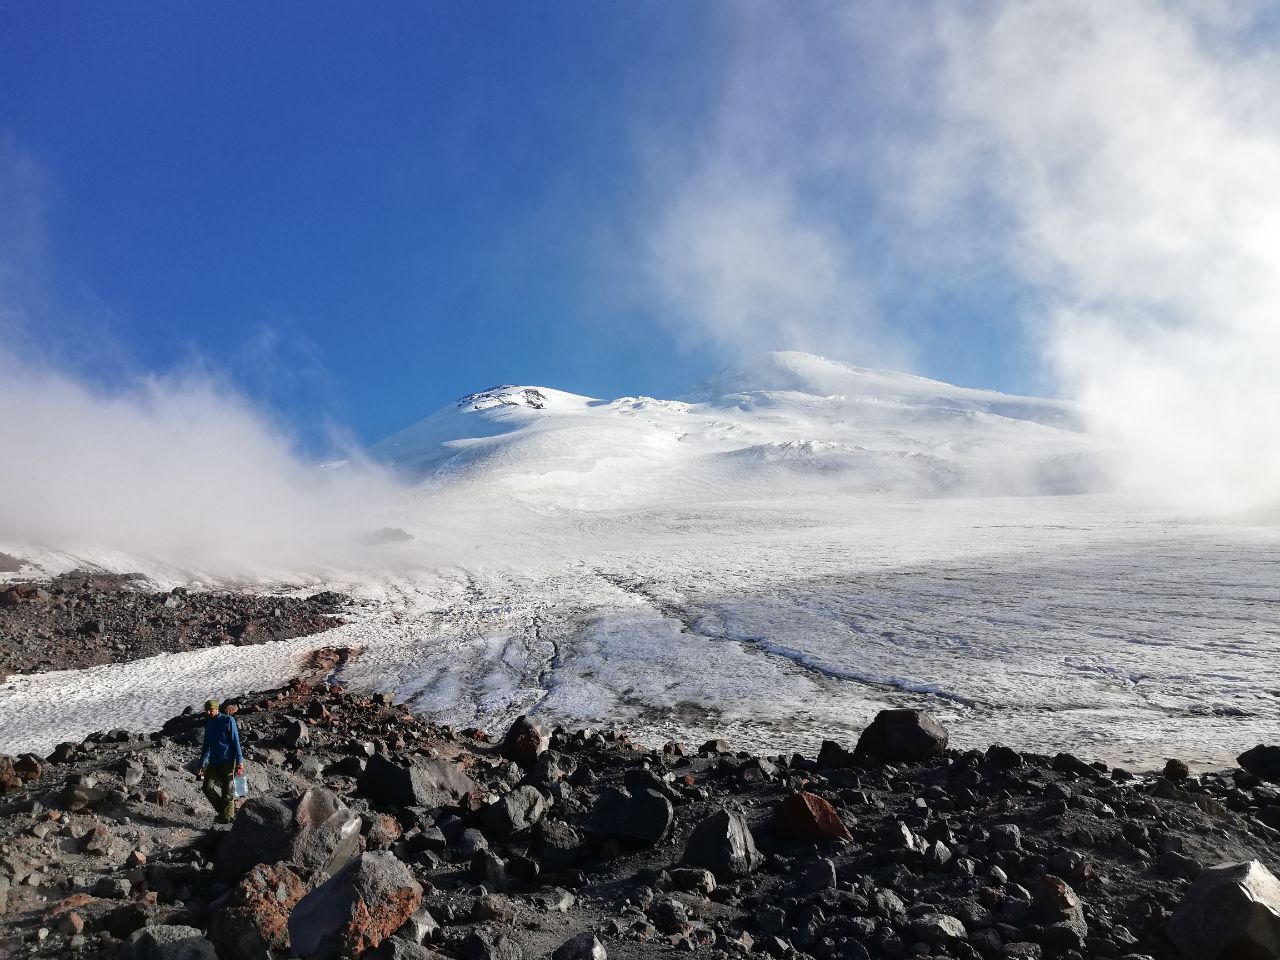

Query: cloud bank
left=0, top=353, right=410, bottom=573
left=642, top=0, right=1280, bottom=512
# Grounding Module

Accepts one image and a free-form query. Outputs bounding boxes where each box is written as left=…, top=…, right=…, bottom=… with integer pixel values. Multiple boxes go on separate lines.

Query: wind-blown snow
left=2, top=353, right=1276, bottom=769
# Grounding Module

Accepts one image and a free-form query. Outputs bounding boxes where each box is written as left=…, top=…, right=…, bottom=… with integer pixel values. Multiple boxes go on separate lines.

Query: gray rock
left=216, top=786, right=360, bottom=883
left=482, top=785, right=546, bottom=837
left=289, top=852, right=423, bottom=959
left=911, top=914, right=967, bottom=944
left=284, top=720, right=310, bottom=749
left=683, top=808, right=761, bottom=879
left=666, top=867, right=716, bottom=895
left=395, top=906, right=441, bottom=944
left=358, top=754, right=478, bottom=809
left=552, top=932, right=607, bottom=960
left=462, top=929, right=524, bottom=960
left=1167, top=860, right=1280, bottom=960
left=298, top=757, right=324, bottom=780
left=801, top=858, right=837, bottom=892
left=587, top=786, right=673, bottom=845
left=118, top=925, right=218, bottom=960
left=854, top=709, right=948, bottom=763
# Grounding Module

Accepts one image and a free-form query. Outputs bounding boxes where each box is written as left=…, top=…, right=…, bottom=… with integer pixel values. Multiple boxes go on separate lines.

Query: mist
left=0, top=352, right=412, bottom=575
left=641, top=0, right=1280, bottom=514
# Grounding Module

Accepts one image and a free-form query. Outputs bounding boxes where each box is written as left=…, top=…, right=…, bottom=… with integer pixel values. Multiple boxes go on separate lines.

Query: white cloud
left=641, top=0, right=1280, bottom=511
left=934, top=0, right=1280, bottom=510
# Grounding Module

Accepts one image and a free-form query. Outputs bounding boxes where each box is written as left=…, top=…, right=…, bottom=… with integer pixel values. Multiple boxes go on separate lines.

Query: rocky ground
left=1, top=682, right=1279, bottom=960
left=0, top=571, right=350, bottom=679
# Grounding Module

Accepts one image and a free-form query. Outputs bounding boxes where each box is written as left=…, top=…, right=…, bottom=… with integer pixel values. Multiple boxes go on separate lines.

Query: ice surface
left=2, top=354, right=1276, bottom=769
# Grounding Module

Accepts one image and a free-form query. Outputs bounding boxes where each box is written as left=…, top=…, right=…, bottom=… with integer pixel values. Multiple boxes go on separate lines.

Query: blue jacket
left=199, top=714, right=243, bottom=769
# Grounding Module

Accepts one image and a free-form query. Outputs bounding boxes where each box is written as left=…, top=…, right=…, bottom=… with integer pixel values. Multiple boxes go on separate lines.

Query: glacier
left=1, top=352, right=1277, bottom=769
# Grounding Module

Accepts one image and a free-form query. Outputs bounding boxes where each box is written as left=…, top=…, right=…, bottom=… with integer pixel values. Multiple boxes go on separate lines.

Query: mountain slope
left=371, top=352, right=1104, bottom=507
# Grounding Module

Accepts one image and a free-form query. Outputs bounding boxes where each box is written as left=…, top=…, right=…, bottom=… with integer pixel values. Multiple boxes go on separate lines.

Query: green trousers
left=202, top=761, right=237, bottom=823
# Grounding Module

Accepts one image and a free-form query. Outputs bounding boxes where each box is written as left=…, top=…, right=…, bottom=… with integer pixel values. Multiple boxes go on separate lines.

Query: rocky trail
left=0, top=572, right=350, bottom=680
left=1, top=679, right=1279, bottom=960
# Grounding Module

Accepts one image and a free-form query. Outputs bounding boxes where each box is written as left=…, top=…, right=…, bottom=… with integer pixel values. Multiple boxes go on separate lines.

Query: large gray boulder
left=683, top=807, right=761, bottom=879
left=288, top=852, right=423, bottom=959
left=358, top=753, right=477, bottom=809
left=118, top=925, right=218, bottom=960
left=552, top=932, right=607, bottom=960
left=1238, top=744, right=1280, bottom=783
left=1167, top=860, right=1280, bottom=959
left=855, top=709, right=948, bottom=763
left=482, top=785, right=547, bottom=837
left=586, top=786, right=673, bottom=845
left=216, top=786, right=360, bottom=884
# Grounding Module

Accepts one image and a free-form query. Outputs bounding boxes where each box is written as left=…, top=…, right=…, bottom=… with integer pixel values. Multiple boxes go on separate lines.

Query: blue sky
left=2, top=3, right=1046, bottom=448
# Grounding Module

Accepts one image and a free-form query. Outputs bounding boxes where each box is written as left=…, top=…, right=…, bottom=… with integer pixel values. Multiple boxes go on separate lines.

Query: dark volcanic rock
left=683, top=807, right=761, bottom=878
left=1238, top=744, right=1280, bottom=783
left=502, top=715, right=551, bottom=767
left=288, top=852, right=423, bottom=959
left=216, top=786, right=360, bottom=883
left=482, top=785, right=547, bottom=837
left=119, top=925, right=219, bottom=960
left=855, top=709, right=948, bottom=763
left=1167, top=860, right=1280, bottom=960
left=358, top=753, right=478, bottom=809
left=552, top=932, right=607, bottom=960
left=587, top=786, right=674, bottom=845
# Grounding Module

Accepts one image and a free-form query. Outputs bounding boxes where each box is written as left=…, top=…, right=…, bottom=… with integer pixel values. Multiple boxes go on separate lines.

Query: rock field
left=1, top=679, right=1279, bottom=959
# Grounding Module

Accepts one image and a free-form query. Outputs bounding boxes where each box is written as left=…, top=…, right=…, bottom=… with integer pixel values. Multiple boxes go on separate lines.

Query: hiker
left=194, top=698, right=245, bottom=824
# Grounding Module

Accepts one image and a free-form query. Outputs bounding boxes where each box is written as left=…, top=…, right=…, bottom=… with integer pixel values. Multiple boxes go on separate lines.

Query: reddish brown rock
left=0, top=756, right=18, bottom=792
left=208, top=861, right=307, bottom=960
left=57, top=911, right=85, bottom=936
left=288, top=852, right=422, bottom=958
left=774, top=791, right=853, bottom=843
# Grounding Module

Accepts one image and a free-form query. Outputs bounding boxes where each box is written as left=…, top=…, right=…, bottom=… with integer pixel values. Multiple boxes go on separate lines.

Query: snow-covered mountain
left=371, top=351, right=1104, bottom=505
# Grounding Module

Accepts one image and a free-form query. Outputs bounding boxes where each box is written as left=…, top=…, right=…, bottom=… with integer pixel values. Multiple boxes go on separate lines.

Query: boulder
left=358, top=754, right=477, bottom=809
left=1031, top=874, right=1086, bottom=941
left=683, top=807, right=761, bottom=879
left=461, top=929, right=524, bottom=960
left=816, top=740, right=858, bottom=769
left=553, top=932, right=607, bottom=960
left=1167, top=860, right=1280, bottom=959
left=288, top=852, right=423, bottom=959
left=774, top=792, right=852, bottom=843
left=216, top=787, right=360, bottom=884
left=502, top=716, right=551, bottom=767
left=13, top=753, right=42, bottom=782
left=854, top=709, right=948, bottom=763
left=118, top=925, right=219, bottom=960
left=284, top=720, right=310, bottom=749
left=482, top=785, right=547, bottom=837
left=207, top=861, right=307, bottom=960
left=587, top=786, right=673, bottom=846
left=1238, top=745, right=1280, bottom=783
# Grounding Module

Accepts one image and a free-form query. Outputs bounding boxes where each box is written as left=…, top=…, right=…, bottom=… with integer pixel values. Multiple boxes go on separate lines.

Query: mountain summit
left=371, top=352, right=1100, bottom=506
